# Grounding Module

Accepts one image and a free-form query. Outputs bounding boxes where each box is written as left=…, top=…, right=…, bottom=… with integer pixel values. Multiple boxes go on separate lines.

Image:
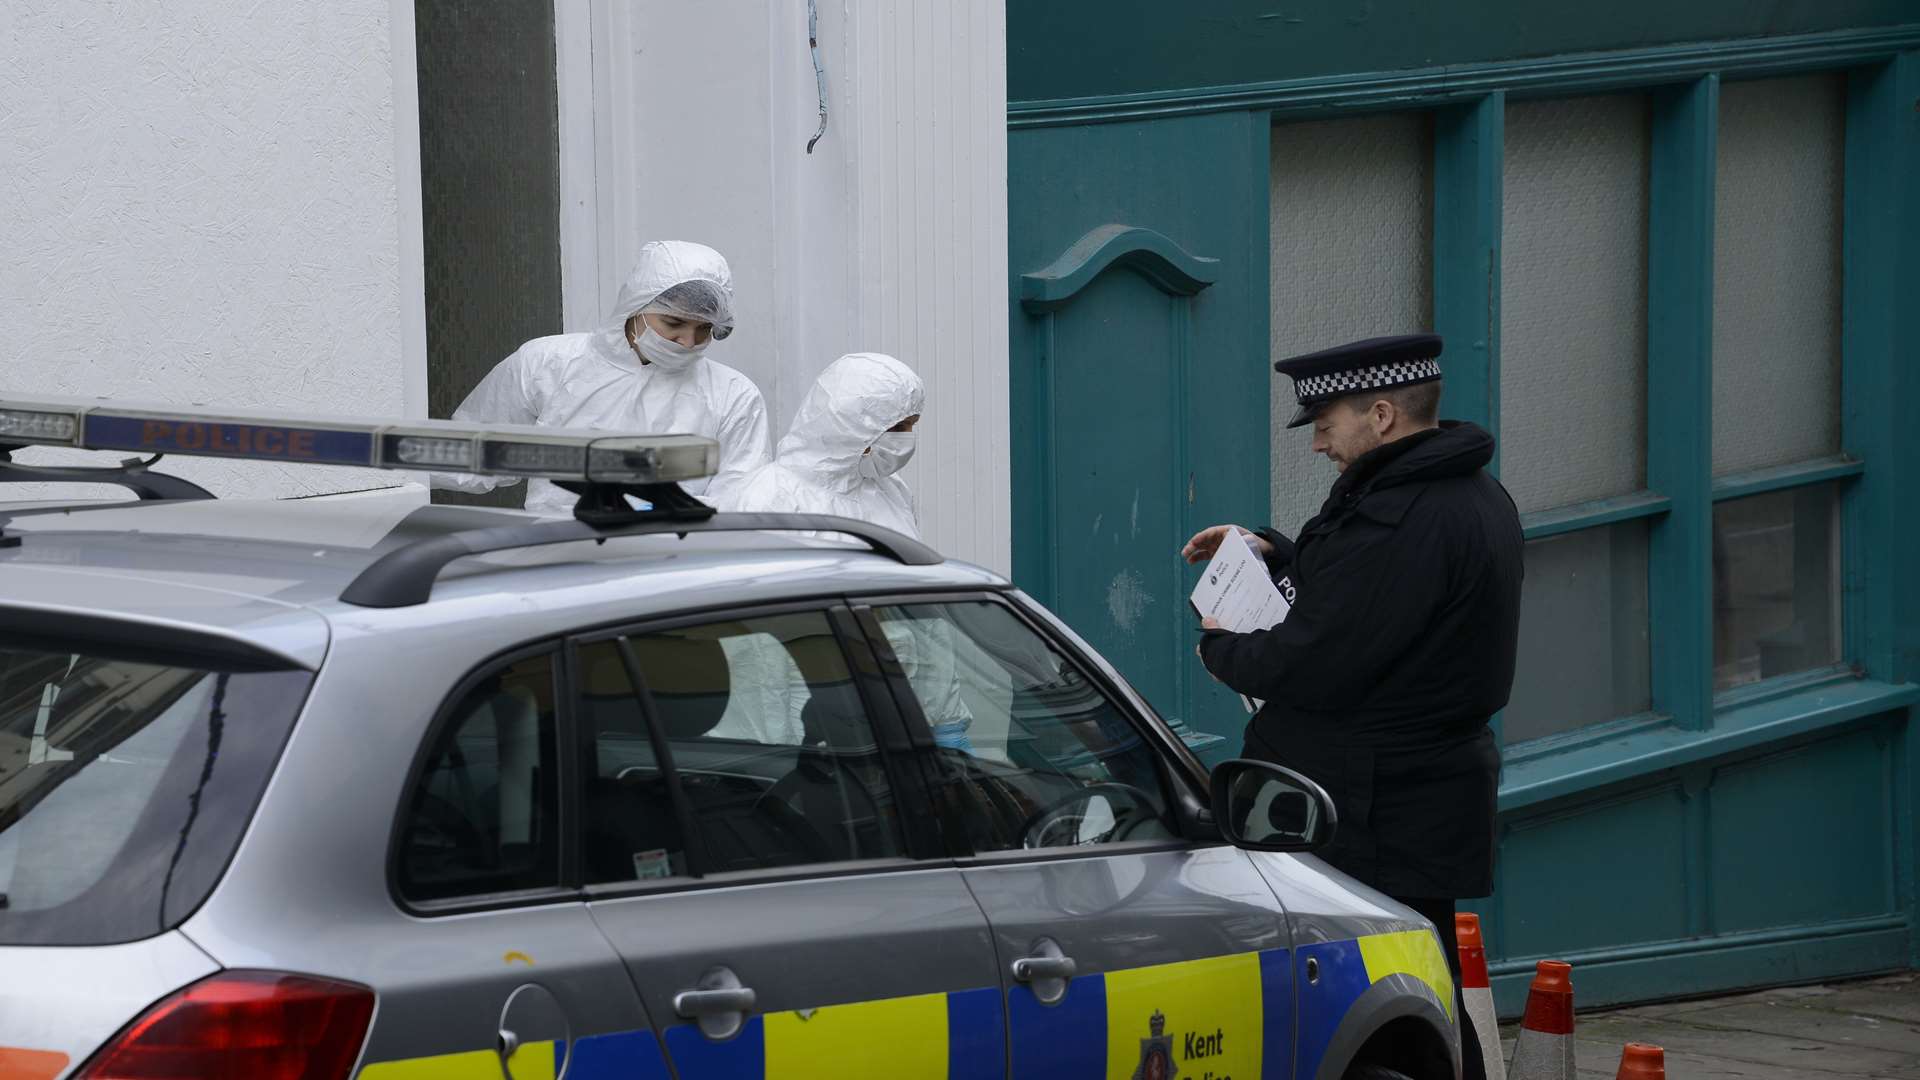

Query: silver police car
left=0, top=399, right=1461, bottom=1080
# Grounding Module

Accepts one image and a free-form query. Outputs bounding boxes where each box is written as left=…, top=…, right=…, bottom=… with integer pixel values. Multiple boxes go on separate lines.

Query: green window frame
left=1413, top=50, right=1918, bottom=978
left=1412, top=59, right=1918, bottom=764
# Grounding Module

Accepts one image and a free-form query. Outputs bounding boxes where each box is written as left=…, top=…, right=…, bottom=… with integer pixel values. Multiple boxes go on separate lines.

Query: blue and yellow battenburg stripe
left=355, top=931, right=1448, bottom=1080
left=1295, top=930, right=1455, bottom=1079
left=664, top=986, right=1004, bottom=1079
left=351, top=991, right=997, bottom=1080
left=1009, top=949, right=1292, bottom=1080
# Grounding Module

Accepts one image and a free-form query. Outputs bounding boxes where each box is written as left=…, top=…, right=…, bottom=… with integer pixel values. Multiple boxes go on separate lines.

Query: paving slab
left=1500, top=973, right=1920, bottom=1080
left=1576, top=1014, right=1913, bottom=1076
left=1811, top=975, right=1920, bottom=1026
left=1652, top=1000, right=1920, bottom=1056
left=1566, top=1041, right=1867, bottom=1079
left=1612, top=973, right=1920, bottom=1025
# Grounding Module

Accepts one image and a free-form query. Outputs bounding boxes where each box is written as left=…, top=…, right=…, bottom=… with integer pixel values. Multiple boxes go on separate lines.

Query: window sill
left=1499, top=710, right=1670, bottom=767
left=1712, top=663, right=1856, bottom=711
left=1710, top=454, right=1863, bottom=502
left=1520, top=490, right=1671, bottom=541
left=1497, top=675, right=1918, bottom=813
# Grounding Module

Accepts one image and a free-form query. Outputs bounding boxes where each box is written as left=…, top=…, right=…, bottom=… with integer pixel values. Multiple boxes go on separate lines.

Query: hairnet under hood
left=776, top=353, right=924, bottom=487
left=602, top=240, right=736, bottom=342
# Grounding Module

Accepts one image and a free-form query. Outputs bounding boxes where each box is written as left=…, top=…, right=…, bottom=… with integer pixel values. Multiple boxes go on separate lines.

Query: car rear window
left=0, top=635, right=312, bottom=945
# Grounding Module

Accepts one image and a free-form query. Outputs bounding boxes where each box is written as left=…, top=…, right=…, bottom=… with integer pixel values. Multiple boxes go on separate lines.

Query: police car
left=0, top=397, right=1461, bottom=1080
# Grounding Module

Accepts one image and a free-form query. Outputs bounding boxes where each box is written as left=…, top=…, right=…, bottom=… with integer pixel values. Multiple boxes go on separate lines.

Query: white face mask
left=632, top=325, right=707, bottom=373
left=868, top=431, right=917, bottom=475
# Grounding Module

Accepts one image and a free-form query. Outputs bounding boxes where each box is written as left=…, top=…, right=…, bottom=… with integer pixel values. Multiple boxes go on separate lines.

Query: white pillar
left=842, top=0, right=1012, bottom=575
left=569, top=0, right=1010, bottom=573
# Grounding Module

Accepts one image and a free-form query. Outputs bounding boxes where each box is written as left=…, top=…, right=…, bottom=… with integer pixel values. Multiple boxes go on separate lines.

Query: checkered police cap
left=1273, top=333, right=1444, bottom=428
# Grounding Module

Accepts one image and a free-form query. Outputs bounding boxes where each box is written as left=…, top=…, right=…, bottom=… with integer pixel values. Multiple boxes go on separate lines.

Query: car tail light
left=72, top=970, right=375, bottom=1080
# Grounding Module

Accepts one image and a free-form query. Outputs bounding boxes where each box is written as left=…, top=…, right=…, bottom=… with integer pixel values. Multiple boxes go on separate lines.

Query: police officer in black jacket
left=1182, top=334, right=1521, bottom=1080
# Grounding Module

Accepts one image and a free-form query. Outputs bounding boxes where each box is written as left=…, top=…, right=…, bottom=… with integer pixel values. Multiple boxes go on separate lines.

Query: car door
left=574, top=603, right=1006, bottom=1079
left=856, top=594, right=1298, bottom=1080
left=365, top=644, right=672, bottom=1078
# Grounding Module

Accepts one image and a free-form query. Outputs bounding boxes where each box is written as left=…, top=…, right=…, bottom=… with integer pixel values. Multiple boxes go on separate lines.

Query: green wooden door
left=1040, top=264, right=1191, bottom=726
left=1009, top=115, right=1272, bottom=759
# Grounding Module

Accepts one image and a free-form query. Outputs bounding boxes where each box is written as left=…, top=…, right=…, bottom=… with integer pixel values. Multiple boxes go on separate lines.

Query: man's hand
left=1181, top=524, right=1273, bottom=565
left=1195, top=616, right=1221, bottom=659
left=1195, top=621, right=1223, bottom=681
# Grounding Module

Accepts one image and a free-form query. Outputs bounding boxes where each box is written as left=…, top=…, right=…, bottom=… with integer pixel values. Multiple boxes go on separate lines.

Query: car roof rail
left=338, top=481, right=942, bottom=609
left=0, top=445, right=215, bottom=502
left=0, top=445, right=214, bottom=547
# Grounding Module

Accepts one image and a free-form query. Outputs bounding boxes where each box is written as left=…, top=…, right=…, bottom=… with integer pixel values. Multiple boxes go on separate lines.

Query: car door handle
left=673, top=987, right=757, bottom=1017
left=676, top=966, right=755, bottom=1040
left=1011, top=955, right=1077, bottom=982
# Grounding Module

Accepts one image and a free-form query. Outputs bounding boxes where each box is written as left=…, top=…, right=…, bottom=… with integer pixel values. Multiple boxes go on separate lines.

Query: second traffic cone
left=1614, top=1044, right=1664, bottom=1079
left=1507, top=960, right=1575, bottom=1080
left=1455, top=913, right=1506, bottom=1080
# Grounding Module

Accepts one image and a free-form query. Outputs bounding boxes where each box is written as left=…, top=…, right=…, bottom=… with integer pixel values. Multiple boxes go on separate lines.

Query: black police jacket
left=1199, top=421, right=1522, bottom=898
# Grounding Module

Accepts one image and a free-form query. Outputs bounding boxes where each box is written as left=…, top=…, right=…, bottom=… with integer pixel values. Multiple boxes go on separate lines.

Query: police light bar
left=0, top=395, right=719, bottom=484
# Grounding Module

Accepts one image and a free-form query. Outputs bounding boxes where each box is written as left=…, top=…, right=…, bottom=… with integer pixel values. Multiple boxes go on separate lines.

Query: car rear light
left=72, top=970, right=375, bottom=1080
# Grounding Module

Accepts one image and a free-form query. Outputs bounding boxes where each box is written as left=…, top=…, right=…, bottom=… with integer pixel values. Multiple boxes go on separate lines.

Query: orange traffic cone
left=1455, top=914, right=1506, bottom=1080
left=1507, top=960, right=1574, bottom=1080
left=1614, top=1044, right=1664, bottom=1079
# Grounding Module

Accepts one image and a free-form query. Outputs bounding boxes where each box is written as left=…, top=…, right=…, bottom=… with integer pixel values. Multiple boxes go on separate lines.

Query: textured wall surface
left=1, top=0, right=412, bottom=498
left=1269, top=112, right=1433, bottom=536
left=1712, top=74, right=1846, bottom=477
left=1501, top=95, right=1651, bottom=514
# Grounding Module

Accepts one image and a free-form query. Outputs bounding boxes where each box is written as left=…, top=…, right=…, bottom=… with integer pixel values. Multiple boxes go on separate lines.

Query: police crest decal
left=1133, top=1009, right=1179, bottom=1080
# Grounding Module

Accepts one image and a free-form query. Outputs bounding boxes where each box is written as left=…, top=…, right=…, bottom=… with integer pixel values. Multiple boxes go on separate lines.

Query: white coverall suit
left=721, top=353, right=975, bottom=750
left=433, top=241, right=772, bottom=515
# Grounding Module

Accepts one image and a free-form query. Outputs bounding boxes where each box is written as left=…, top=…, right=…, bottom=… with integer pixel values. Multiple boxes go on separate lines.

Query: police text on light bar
left=0, top=396, right=719, bottom=484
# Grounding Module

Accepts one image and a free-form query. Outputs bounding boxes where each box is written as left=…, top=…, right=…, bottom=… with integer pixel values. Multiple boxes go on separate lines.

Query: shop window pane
left=1269, top=113, right=1434, bottom=536
left=1712, top=75, right=1845, bottom=477
left=1501, top=95, right=1650, bottom=513
left=1713, top=484, right=1842, bottom=691
left=1504, top=522, right=1652, bottom=744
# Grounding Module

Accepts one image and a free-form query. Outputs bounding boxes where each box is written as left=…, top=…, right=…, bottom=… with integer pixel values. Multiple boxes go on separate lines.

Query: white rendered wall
left=1, top=0, right=425, bottom=498
left=568, top=1, right=1010, bottom=573
left=844, top=2, right=1011, bottom=577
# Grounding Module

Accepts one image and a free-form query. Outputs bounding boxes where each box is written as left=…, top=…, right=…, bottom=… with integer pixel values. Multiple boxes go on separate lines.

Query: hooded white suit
left=724, top=352, right=923, bottom=537
left=721, top=353, right=974, bottom=749
left=433, top=241, right=772, bottom=515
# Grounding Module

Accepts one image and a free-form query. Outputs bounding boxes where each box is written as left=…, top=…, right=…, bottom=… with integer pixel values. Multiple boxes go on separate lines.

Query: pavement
left=1498, top=972, right=1920, bottom=1079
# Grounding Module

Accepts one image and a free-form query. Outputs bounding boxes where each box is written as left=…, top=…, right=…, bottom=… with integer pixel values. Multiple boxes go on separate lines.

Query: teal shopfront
left=1006, top=3, right=1920, bottom=1013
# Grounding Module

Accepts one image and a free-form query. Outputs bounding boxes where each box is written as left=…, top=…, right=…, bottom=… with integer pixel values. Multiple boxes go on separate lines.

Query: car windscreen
left=0, top=633, right=313, bottom=945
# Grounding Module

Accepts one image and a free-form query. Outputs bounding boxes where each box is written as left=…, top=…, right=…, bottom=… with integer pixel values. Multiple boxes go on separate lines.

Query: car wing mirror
left=1208, top=758, right=1337, bottom=852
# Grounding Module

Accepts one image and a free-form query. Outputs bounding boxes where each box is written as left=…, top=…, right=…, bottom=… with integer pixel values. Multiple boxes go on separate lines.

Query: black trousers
left=1393, top=896, right=1489, bottom=1080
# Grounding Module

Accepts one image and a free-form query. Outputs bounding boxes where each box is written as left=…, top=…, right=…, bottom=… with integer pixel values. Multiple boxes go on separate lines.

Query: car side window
left=869, top=600, right=1177, bottom=853
left=397, top=652, right=560, bottom=903
left=578, top=610, right=908, bottom=884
